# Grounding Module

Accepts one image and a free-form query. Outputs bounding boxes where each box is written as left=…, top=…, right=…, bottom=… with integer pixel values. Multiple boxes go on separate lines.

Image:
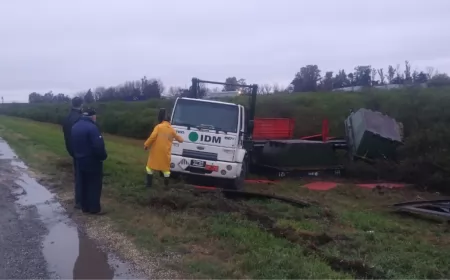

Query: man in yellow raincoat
left=144, top=116, right=184, bottom=187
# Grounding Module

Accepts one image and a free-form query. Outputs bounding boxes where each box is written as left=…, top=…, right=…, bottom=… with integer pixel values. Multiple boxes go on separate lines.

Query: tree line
left=27, top=60, right=450, bottom=104
left=289, top=61, right=449, bottom=92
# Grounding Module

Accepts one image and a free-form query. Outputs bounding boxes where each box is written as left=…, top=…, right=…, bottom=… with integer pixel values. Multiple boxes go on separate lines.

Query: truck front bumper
left=170, top=155, right=241, bottom=179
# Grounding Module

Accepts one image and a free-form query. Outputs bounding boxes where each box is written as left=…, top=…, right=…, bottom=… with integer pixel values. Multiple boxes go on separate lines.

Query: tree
left=43, top=91, right=54, bottom=103
left=426, top=66, right=436, bottom=80
left=348, top=73, right=354, bottom=86
left=387, top=65, right=396, bottom=84
left=258, top=84, right=273, bottom=94
left=223, top=77, right=239, bottom=91
left=157, top=79, right=166, bottom=95
left=272, top=83, right=282, bottom=93
left=371, top=68, right=378, bottom=86
left=94, top=87, right=106, bottom=101
left=353, top=66, right=371, bottom=86
left=28, top=92, right=42, bottom=103
left=74, top=91, right=85, bottom=99
left=84, top=89, right=95, bottom=103
left=320, top=71, right=334, bottom=91
left=377, top=68, right=385, bottom=85
left=28, top=92, right=70, bottom=103
left=168, top=86, right=184, bottom=97
left=390, top=64, right=404, bottom=84
left=390, top=64, right=405, bottom=85
left=54, top=93, right=70, bottom=103
left=404, top=61, right=412, bottom=84
left=291, top=65, right=321, bottom=92
left=333, top=70, right=350, bottom=89
left=237, top=78, right=251, bottom=94
left=97, top=87, right=116, bottom=102
left=189, top=83, right=208, bottom=98
left=428, top=73, right=450, bottom=87
left=142, top=79, right=163, bottom=99
left=413, top=71, right=428, bottom=84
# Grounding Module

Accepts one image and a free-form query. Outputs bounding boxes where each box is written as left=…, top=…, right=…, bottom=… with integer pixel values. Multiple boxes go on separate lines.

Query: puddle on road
left=0, top=139, right=26, bottom=169
left=0, top=138, right=141, bottom=279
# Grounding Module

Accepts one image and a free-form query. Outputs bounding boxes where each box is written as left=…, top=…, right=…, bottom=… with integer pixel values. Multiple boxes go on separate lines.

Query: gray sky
left=1, top=0, right=450, bottom=102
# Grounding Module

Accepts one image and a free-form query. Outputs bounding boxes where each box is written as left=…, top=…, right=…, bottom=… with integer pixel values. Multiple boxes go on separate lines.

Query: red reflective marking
left=205, top=165, right=219, bottom=172
left=304, top=182, right=338, bottom=191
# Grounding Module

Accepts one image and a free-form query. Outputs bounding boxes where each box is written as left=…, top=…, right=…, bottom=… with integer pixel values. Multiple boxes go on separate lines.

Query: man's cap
left=83, top=108, right=96, bottom=116
left=72, top=97, right=83, bottom=108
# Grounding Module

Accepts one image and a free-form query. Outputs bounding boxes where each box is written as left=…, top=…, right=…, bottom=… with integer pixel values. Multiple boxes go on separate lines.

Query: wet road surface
left=0, top=138, right=141, bottom=279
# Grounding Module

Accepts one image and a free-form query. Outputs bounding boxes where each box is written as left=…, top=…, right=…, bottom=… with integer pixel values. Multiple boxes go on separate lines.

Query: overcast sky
left=1, top=0, right=450, bottom=102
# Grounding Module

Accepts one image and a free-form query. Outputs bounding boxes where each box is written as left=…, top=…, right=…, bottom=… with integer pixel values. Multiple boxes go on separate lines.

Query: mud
left=148, top=186, right=388, bottom=279
left=148, top=188, right=240, bottom=213
left=237, top=208, right=386, bottom=278
left=0, top=139, right=143, bottom=279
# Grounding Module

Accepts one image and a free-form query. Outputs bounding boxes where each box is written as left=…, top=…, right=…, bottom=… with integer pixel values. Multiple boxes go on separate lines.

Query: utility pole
left=1, top=96, right=3, bottom=104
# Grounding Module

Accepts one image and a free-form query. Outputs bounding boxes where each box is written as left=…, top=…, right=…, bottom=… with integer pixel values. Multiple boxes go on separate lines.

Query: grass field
left=1, top=115, right=450, bottom=278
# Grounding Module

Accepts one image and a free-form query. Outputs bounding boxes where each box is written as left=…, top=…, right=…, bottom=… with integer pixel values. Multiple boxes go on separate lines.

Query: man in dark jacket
left=62, top=97, right=83, bottom=209
left=71, top=108, right=108, bottom=215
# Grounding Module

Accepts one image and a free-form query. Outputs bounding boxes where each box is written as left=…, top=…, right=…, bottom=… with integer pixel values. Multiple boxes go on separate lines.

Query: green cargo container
left=345, top=108, right=402, bottom=160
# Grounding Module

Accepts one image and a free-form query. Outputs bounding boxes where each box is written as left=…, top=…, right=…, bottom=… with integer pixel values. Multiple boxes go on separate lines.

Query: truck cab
left=169, top=97, right=248, bottom=189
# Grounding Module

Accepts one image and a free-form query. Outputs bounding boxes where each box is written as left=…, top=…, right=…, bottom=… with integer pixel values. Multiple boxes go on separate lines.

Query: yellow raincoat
left=144, top=121, right=184, bottom=172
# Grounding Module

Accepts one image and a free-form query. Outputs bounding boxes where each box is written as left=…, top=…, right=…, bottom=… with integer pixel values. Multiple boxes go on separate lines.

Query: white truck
left=164, top=78, right=258, bottom=190
left=169, top=97, right=249, bottom=189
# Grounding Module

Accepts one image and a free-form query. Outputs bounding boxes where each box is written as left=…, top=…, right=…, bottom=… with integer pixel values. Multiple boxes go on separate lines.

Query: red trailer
left=253, top=118, right=333, bottom=142
left=252, top=118, right=295, bottom=140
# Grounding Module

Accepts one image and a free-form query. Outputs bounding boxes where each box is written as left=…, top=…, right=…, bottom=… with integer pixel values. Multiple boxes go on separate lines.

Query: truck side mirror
left=158, top=108, right=166, bottom=123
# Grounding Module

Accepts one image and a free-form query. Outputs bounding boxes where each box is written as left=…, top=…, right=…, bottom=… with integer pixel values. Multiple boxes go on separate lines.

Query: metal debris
left=392, top=199, right=450, bottom=219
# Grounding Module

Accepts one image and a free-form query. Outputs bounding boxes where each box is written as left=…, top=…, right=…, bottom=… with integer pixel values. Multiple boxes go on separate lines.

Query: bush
left=1, top=88, right=450, bottom=192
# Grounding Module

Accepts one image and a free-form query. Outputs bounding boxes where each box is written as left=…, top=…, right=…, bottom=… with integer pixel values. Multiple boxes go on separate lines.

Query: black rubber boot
left=164, top=177, right=169, bottom=187
left=146, top=174, right=153, bottom=188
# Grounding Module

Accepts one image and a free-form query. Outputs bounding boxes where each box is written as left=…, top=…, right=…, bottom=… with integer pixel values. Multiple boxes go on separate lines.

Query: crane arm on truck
left=191, top=78, right=259, bottom=138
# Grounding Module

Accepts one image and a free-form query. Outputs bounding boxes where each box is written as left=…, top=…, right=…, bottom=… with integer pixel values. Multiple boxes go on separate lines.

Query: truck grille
left=182, top=149, right=218, bottom=161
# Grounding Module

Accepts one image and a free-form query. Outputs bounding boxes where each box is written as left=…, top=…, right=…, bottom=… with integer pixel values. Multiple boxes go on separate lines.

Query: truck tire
left=229, top=159, right=247, bottom=190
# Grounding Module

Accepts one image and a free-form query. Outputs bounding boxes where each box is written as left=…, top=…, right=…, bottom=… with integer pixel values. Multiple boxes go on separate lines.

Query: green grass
left=1, top=115, right=450, bottom=279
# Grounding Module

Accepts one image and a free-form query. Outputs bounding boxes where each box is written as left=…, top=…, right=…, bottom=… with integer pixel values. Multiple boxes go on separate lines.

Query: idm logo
left=189, top=132, right=221, bottom=144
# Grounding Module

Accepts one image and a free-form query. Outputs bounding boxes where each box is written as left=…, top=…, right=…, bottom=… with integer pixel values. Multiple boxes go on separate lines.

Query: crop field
left=1, top=115, right=450, bottom=278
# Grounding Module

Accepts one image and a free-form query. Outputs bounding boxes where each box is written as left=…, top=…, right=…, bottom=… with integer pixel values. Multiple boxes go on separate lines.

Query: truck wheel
left=230, top=159, right=247, bottom=190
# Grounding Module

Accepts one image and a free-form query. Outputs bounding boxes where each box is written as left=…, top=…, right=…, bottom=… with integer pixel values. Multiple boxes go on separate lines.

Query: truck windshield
left=172, top=99, right=239, bottom=133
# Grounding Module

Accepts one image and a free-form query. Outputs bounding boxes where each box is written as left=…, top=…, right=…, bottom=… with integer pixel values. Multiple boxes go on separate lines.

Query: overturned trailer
left=345, top=108, right=403, bottom=161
